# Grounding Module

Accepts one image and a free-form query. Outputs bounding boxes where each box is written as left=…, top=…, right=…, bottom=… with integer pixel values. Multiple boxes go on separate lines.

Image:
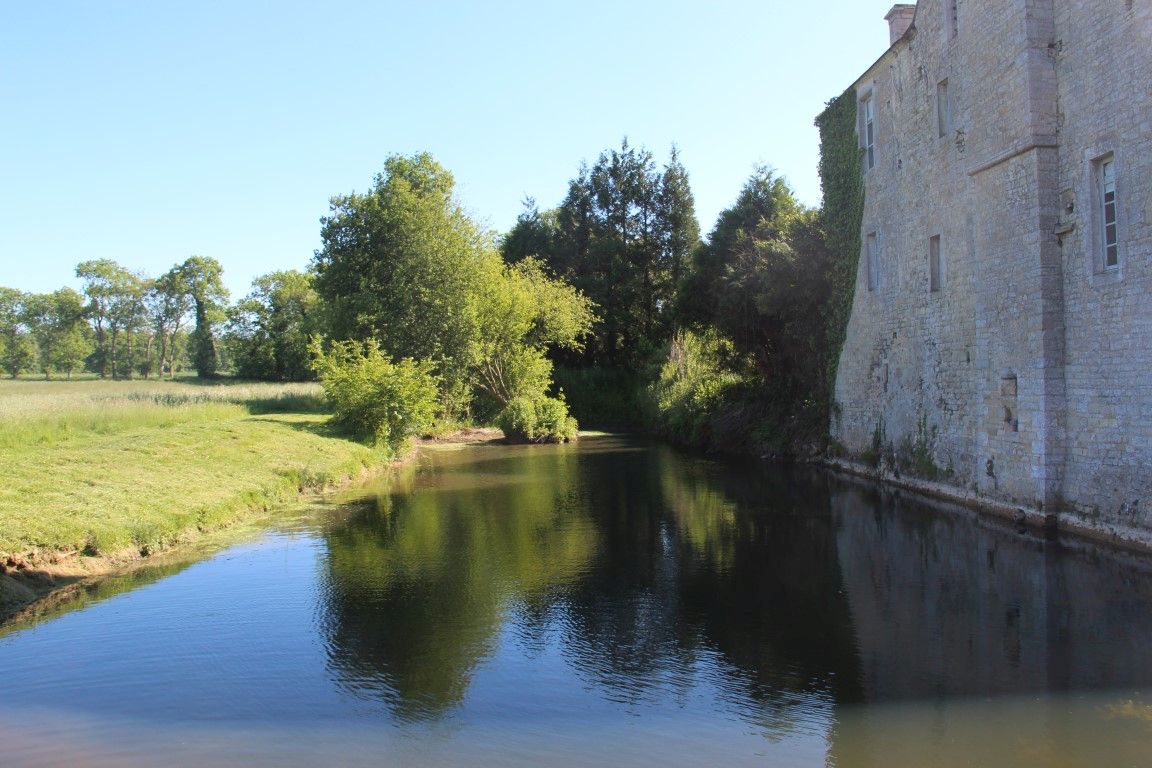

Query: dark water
left=2, top=436, right=1151, bottom=766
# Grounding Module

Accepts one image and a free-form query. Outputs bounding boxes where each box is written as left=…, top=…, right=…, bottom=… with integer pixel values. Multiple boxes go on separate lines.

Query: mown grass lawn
left=0, top=378, right=382, bottom=560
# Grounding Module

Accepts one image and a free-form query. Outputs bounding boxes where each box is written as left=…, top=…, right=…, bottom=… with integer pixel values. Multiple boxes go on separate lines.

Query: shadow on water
left=318, top=436, right=1152, bottom=736
left=0, top=559, right=198, bottom=639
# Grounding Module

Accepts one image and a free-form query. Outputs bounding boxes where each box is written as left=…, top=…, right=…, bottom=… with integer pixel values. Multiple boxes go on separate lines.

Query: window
left=936, top=79, right=951, bottom=137
left=1100, top=157, right=1118, bottom=269
left=929, top=236, right=942, bottom=291
left=861, top=95, right=875, bottom=171
left=866, top=232, right=879, bottom=291
left=946, top=0, right=958, bottom=39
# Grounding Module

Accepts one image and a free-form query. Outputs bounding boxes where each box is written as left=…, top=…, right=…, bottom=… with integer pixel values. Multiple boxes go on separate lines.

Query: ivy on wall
left=815, top=88, right=866, bottom=413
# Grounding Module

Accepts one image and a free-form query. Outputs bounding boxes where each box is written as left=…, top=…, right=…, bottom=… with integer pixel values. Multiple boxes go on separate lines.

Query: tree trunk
left=125, top=328, right=134, bottom=380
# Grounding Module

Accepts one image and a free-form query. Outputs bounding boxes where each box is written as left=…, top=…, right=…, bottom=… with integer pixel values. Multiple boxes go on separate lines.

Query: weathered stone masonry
left=831, top=0, right=1152, bottom=541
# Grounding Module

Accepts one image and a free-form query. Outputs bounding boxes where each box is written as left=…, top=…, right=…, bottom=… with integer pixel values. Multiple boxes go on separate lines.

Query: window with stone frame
left=936, top=79, right=951, bottom=137
left=861, top=94, right=875, bottom=171
left=929, top=235, right=942, bottom=292
left=1099, top=156, right=1118, bottom=269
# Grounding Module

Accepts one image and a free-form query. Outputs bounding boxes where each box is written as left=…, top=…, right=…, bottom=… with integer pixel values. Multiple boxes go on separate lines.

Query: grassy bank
left=0, top=378, right=385, bottom=589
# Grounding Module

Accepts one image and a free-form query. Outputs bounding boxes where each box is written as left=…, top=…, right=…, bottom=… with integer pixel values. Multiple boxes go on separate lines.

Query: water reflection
left=831, top=482, right=1152, bottom=701
left=320, top=445, right=598, bottom=720
left=319, top=436, right=1152, bottom=741
left=3, top=437, right=1152, bottom=766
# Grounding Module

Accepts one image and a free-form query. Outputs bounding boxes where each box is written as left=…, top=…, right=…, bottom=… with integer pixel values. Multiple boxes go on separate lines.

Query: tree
left=227, top=269, right=318, bottom=381
left=542, top=140, right=700, bottom=369
left=676, top=169, right=834, bottom=420
left=177, top=256, right=228, bottom=378
left=677, top=166, right=799, bottom=328
left=473, top=257, right=596, bottom=408
left=313, top=153, right=596, bottom=426
left=657, top=147, right=700, bottom=296
left=24, top=288, right=92, bottom=379
left=109, top=271, right=149, bottom=379
left=501, top=198, right=559, bottom=265
left=313, top=153, right=499, bottom=414
left=76, top=259, right=130, bottom=378
left=149, top=267, right=192, bottom=379
left=0, top=287, right=36, bottom=378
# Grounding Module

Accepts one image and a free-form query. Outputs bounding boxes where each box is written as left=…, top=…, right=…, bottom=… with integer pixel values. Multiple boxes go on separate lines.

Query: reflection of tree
left=319, top=447, right=597, bottom=721
left=320, top=436, right=867, bottom=731
left=558, top=444, right=865, bottom=731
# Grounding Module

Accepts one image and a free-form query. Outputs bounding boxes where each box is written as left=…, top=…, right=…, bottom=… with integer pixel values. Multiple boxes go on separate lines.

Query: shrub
left=310, top=339, right=439, bottom=453
left=498, top=394, right=578, bottom=444
left=644, top=329, right=741, bottom=446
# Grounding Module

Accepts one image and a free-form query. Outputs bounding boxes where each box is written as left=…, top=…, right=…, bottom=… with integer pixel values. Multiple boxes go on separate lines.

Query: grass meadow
left=0, top=378, right=383, bottom=562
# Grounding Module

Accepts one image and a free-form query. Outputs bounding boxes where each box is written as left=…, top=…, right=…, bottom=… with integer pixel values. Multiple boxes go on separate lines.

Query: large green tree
left=313, top=153, right=595, bottom=424
left=177, top=256, right=228, bottom=378
left=661, top=169, right=834, bottom=451
left=678, top=167, right=800, bottom=329
left=76, top=259, right=131, bottom=378
left=516, top=140, right=700, bottom=369
left=227, top=269, right=318, bottom=381
left=148, top=267, right=192, bottom=379
left=0, top=287, right=36, bottom=378
left=314, top=153, right=502, bottom=413
left=109, top=271, right=149, bottom=379
left=24, top=288, right=92, bottom=379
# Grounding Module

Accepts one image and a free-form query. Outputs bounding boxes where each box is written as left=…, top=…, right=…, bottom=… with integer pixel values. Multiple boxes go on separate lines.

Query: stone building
left=830, top=0, right=1152, bottom=540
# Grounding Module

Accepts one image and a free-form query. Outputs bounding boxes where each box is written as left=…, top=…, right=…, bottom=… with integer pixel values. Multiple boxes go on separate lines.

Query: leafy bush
left=310, top=338, right=439, bottom=453
left=498, top=394, right=578, bottom=443
left=644, top=329, right=741, bottom=446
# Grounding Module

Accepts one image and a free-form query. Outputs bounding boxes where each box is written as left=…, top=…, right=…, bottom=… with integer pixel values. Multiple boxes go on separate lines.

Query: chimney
left=885, top=4, right=916, bottom=45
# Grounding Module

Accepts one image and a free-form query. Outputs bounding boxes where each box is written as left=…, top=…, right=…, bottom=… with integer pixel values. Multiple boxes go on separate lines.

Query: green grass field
left=0, top=378, right=384, bottom=561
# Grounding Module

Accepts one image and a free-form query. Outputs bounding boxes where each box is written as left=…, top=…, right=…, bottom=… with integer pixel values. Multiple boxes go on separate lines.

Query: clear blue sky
left=1, top=1, right=891, bottom=299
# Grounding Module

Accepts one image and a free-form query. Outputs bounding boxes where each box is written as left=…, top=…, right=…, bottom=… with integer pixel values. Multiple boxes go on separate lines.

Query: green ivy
left=815, top=88, right=866, bottom=412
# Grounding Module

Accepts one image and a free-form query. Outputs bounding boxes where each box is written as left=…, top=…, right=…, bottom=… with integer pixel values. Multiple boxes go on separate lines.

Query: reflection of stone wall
left=830, top=479, right=1152, bottom=701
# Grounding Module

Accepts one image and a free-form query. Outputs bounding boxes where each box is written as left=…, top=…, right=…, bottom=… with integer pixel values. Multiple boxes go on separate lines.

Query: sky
left=1, top=1, right=892, bottom=300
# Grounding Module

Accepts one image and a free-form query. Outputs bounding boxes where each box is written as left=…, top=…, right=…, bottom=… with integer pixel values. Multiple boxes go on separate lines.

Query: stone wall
left=831, top=0, right=1152, bottom=539
left=1054, top=0, right=1152, bottom=531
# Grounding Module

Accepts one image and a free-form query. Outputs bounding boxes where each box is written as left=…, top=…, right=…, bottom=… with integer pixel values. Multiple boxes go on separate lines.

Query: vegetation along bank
left=0, top=378, right=398, bottom=617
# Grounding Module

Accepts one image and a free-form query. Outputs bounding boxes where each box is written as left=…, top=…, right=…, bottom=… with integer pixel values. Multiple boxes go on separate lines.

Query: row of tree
left=501, top=139, right=840, bottom=452
left=6, top=140, right=848, bottom=453
left=0, top=257, right=320, bottom=382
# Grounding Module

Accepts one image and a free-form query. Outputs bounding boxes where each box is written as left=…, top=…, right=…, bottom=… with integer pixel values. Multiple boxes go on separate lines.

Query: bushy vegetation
left=309, top=339, right=439, bottom=453
left=9, top=126, right=867, bottom=456
left=509, top=141, right=849, bottom=457
left=225, top=270, right=318, bottom=382
left=644, top=329, right=742, bottom=447
left=497, top=394, right=578, bottom=443
left=312, top=153, right=594, bottom=438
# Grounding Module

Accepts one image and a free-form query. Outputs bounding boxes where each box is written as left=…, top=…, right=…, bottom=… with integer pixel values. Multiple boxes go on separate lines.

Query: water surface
left=2, top=436, right=1150, bottom=766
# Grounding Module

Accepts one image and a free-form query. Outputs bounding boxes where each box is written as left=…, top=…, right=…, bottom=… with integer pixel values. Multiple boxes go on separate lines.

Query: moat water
left=2, top=436, right=1151, bottom=766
